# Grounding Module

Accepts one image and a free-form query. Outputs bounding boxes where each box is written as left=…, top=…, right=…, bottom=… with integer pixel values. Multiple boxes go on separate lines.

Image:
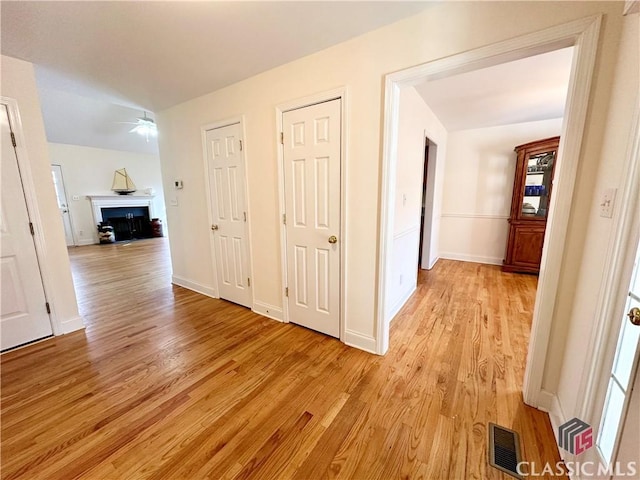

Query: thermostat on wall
left=174, top=179, right=183, bottom=189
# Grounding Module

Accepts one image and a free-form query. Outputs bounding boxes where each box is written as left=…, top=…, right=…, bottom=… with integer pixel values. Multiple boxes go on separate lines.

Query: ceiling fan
left=120, top=111, right=158, bottom=142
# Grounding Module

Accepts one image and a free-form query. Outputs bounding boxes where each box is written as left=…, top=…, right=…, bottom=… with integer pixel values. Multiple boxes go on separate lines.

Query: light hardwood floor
left=1, top=238, right=565, bottom=479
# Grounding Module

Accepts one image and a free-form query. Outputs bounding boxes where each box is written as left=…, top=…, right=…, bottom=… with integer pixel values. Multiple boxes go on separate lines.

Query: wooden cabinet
left=503, top=136, right=559, bottom=274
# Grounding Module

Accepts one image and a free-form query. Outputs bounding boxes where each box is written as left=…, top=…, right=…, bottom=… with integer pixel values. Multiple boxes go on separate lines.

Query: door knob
left=628, top=307, right=640, bottom=326
left=328, top=235, right=338, bottom=244
left=211, top=224, right=219, bottom=231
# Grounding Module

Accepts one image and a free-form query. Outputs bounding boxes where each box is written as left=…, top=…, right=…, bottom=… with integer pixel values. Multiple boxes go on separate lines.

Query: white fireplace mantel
left=88, top=195, right=156, bottom=224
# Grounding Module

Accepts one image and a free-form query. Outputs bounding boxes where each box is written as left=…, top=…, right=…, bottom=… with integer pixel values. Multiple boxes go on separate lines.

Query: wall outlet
left=399, top=274, right=403, bottom=285
left=169, top=198, right=179, bottom=207
left=600, top=188, right=616, bottom=218
left=72, top=195, right=80, bottom=201
left=78, top=230, right=84, bottom=236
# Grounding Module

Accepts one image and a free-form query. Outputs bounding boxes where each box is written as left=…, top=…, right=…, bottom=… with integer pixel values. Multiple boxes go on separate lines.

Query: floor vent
left=488, top=423, right=523, bottom=479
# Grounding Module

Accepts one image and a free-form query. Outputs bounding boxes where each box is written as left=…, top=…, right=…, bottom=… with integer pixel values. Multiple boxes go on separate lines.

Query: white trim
left=252, top=301, right=284, bottom=322
left=87, top=195, right=156, bottom=225
left=74, top=239, right=96, bottom=246
left=440, top=213, right=509, bottom=220
left=1, top=96, right=70, bottom=337
left=377, top=16, right=603, bottom=416
left=439, top=252, right=503, bottom=266
left=171, top=275, right=217, bottom=298
left=387, top=285, right=417, bottom=323
left=577, top=105, right=640, bottom=428
left=275, top=87, right=349, bottom=344
left=200, top=115, right=254, bottom=306
left=61, top=315, right=85, bottom=334
left=344, top=329, right=377, bottom=354
left=393, top=225, right=420, bottom=239
left=623, top=1, right=639, bottom=15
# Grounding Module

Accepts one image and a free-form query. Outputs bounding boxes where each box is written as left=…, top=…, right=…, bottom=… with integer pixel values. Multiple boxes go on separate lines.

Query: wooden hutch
left=503, top=136, right=560, bottom=274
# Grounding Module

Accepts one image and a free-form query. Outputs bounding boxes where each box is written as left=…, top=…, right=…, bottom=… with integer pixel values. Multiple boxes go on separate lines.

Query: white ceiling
left=2, top=1, right=434, bottom=154
left=415, top=47, right=574, bottom=131
left=2, top=1, right=433, bottom=111
left=1, top=2, right=572, bottom=153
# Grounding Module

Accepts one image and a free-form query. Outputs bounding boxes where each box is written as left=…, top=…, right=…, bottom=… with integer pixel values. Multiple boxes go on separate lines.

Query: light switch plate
left=600, top=188, right=616, bottom=218
left=169, top=198, right=178, bottom=207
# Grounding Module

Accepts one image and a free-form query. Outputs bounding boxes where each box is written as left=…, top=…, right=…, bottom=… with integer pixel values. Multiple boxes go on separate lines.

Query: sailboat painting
left=112, top=168, right=137, bottom=195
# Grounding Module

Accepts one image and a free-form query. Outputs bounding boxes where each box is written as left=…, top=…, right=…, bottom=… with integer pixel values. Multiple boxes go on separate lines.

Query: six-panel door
left=283, top=99, right=341, bottom=338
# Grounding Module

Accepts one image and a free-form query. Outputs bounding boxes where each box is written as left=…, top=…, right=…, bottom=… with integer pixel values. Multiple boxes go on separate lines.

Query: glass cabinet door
left=521, top=150, right=556, bottom=219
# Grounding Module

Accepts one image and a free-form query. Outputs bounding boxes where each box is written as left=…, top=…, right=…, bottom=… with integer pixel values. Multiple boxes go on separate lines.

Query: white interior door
left=51, top=164, right=74, bottom=246
left=282, top=99, right=341, bottom=338
left=1, top=104, right=53, bottom=351
left=595, top=235, right=640, bottom=475
left=205, top=123, right=252, bottom=308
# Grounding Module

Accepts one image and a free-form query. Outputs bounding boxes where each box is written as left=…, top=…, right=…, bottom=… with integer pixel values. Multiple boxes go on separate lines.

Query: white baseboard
left=439, top=251, right=503, bottom=266
left=171, top=275, right=217, bottom=298
left=539, top=389, right=577, bottom=476
left=252, top=301, right=284, bottom=322
left=73, top=239, right=95, bottom=246
left=387, top=284, right=417, bottom=323
left=344, top=329, right=377, bottom=354
left=61, top=315, right=85, bottom=334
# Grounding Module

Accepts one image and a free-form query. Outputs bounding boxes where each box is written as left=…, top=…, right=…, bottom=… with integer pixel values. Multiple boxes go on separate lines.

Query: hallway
left=1, top=241, right=562, bottom=479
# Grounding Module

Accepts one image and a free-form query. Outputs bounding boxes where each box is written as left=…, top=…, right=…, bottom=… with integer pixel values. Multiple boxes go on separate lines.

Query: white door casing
left=282, top=99, right=341, bottom=338
left=51, top=164, right=74, bottom=246
left=1, top=104, right=53, bottom=351
left=205, top=122, right=252, bottom=308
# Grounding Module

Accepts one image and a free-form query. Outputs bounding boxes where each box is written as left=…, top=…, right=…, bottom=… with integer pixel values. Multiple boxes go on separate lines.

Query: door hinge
left=10, top=132, right=17, bottom=147
left=29, top=222, right=34, bottom=235
left=282, top=213, right=286, bottom=225
left=280, top=132, right=284, bottom=145
left=239, top=139, right=243, bottom=151
left=243, top=211, right=247, bottom=222
left=247, top=277, right=251, bottom=287
left=45, top=302, right=51, bottom=314
left=285, top=287, right=289, bottom=297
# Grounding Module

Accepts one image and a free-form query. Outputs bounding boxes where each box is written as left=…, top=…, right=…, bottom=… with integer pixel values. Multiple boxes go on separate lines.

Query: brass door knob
left=628, top=307, right=640, bottom=326
left=211, top=224, right=219, bottom=231
left=328, top=235, right=338, bottom=244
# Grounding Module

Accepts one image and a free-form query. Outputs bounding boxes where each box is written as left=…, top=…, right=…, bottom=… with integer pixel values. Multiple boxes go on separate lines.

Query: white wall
left=386, top=86, right=447, bottom=322
left=551, top=11, right=639, bottom=432
left=157, top=1, right=626, bottom=356
left=1, top=55, right=83, bottom=334
left=439, top=118, right=563, bottom=265
left=48, top=143, right=167, bottom=245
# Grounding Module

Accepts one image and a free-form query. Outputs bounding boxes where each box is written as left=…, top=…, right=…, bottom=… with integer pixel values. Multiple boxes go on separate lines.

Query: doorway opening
left=377, top=15, right=602, bottom=413
left=418, top=138, right=438, bottom=271
left=51, top=164, right=75, bottom=247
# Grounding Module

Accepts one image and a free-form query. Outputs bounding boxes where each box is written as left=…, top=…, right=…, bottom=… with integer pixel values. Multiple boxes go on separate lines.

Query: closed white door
left=282, top=99, right=341, bottom=338
left=51, top=164, right=74, bottom=246
left=1, top=104, right=53, bottom=351
left=205, top=123, right=252, bottom=308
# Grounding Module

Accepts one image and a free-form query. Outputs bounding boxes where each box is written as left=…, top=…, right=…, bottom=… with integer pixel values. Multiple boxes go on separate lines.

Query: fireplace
left=100, top=206, right=152, bottom=241
left=88, top=195, right=156, bottom=243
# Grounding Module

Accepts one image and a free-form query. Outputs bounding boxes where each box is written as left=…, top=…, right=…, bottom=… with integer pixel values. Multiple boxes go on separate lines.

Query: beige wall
left=440, top=118, right=563, bottom=265
left=48, top=143, right=167, bottom=245
left=1, top=55, right=82, bottom=333
left=158, top=0, right=626, bottom=372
